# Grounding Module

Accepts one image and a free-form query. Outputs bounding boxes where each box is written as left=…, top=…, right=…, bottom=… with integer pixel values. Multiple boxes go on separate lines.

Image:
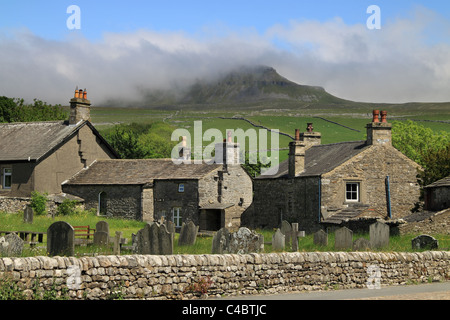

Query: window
left=98, top=192, right=107, bottom=216
left=178, top=183, right=185, bottom=193
left=172, top=207, right=182, bottom=228
left=2, top=168, right=12, bottom=189
left=346, top=183, right=359, bottom=202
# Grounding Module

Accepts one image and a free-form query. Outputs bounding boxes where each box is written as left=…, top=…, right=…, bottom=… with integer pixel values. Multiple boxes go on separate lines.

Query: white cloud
left=0, top=6, right=449, bottom=105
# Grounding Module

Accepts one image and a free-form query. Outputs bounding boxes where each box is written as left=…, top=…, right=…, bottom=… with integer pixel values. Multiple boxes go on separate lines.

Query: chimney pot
left=372, top=110, right=380, bottom=123
left=295, top=129, right=300, bottom=141
left=381, top=110, right=387, bottom=123
left=306, top=123, right=314, bottom=133
left=74, top=87, right=79, bottom=98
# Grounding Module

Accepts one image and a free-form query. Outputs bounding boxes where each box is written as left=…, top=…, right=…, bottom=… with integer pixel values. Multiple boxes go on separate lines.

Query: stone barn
left=246, top=110, right=421, bottom=233
left=63, top=139, right=253, bottom=231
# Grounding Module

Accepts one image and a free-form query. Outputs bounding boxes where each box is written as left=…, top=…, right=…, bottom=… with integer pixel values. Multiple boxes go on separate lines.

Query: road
left=218, top=281, right=450, bottom=300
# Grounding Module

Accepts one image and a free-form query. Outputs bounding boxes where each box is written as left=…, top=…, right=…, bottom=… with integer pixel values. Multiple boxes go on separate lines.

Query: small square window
left=178, top=183, right=185, bottom=193
left=3, top=168, right=12, bottom=189
left=346, top=183, right=359, bottom=202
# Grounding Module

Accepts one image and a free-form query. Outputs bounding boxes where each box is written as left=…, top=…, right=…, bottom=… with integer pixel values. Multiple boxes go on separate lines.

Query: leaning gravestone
left=353, top=237, right=371, bottom=251
left=211, top=227, right=230, bottom=254
left=412, top=235, right=439, bottom=250
left=23, top=205, right=34, bottom=224
left=228, top=227, right=264, bottom=254
left=370, top=221, right=390, bottom=248
left=281, top=220, right=292, bottom=246
left=0, top=233, right=24, bottom=257
left=334, top=226, right=353, bottom=250
left=134, top=222, right=173, bottom=255
left=313, top=229, right=328, bottom=246
left=47, top=221, right=74, bottom=256
left=272, top=228, right=285, bottom=251
left=178, top=221, right=198, bottom=246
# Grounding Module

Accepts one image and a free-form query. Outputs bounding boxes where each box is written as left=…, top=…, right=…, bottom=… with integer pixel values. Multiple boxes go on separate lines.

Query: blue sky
left=1, top=1, right=450, bottom=104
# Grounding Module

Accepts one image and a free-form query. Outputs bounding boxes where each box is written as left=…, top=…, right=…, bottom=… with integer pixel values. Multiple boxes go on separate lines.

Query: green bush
left=30, top=191, right=48, bottom=215
left=57, top=199, right=79, bottom=216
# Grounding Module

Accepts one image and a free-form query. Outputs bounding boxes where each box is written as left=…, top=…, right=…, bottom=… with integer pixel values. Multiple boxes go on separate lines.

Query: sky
left=1, top=0, right=450, bottom=105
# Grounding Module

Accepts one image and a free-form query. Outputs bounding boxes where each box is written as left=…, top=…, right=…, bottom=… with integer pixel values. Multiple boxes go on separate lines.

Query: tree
left=0, top=96, right=18, bottom=123
left=0, top=96, right=67, bottom=123
left=417, top=143, right=450, bottom=187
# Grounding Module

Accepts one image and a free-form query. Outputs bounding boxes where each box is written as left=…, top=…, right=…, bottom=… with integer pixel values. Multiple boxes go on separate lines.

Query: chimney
left=299, top=122, right=321, bottom=150
left=69, top=87, right=91, bottom=125
left=288, top=129, right=306, bottom=178
left=215, top=131, right=240, bottom=166
left=366, top=110, right=392, bottom=146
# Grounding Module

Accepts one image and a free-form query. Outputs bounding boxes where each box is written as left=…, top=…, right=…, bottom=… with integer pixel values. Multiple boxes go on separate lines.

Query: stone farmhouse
left=0, top=88, right=118, bottom=198
left=62, top=137, right=253, bottom=231
left=244, top=110, right=421, bottom=233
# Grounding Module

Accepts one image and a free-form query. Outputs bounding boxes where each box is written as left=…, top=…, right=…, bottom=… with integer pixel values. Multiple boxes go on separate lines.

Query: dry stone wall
left=1, top=251, right=449, bottom=300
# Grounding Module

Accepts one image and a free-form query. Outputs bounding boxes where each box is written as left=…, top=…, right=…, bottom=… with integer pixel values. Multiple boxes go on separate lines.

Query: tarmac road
left=219, top=281, right=450, bottom=300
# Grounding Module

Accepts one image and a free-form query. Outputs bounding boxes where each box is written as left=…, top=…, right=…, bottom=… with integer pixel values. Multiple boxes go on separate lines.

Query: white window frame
left=178, top=183, right=185, bottom=193
left=345, top=182, right=360, bottom=202
left=172, top=207, right=182, bottom=228
left=98, top=191, right=107, bottom=216
left=2, top=168, right=12, bottom=189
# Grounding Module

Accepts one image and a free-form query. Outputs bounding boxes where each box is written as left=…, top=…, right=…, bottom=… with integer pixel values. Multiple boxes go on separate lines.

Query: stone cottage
left=424, top=176, right=450, bottom=211
left=62, top=138, right=253, bottom=231
left=0, top=88, right=118, bottom=198
left=246, top=110, right=421, bottom=233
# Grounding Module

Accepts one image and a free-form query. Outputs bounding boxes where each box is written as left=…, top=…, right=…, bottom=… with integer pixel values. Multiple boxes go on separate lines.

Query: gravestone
left=411, top=235, right=439, bottom=250
left=113, top=231, right=123, bottom=255
left=96, top=221, right=109, bottom=234
left=94, top=221, right=110, bottom=246
left=211, top=227, right=230, bottom=254
left=353, top=237, right=371, bottom=251
left=47, top=221, right=74, bottom=256
left=134, top=223, right=173, bottom=255
left=313, top=230, right=328, bottom=246
left=334, top=226, right=353, bottom=250
left=23, top=205, right=34, bottom=224
left=370, top=221, right=390, bottom=248
left=228, top=227, right=264, bottom=254
left=280, top=221, right=292, bottom=246
left=178, top=221, right=198, bottom=246
left=272, top=228, right=285, bottom=251
left=0, top=233, right=24, bottom=257
left=94, top=231, right=109, bottom=246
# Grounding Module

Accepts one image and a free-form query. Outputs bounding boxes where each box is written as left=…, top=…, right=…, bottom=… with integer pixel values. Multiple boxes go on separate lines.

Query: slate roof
left=64, top=159, right=222, bottom=185
left=257, top=140, right=368, bottom=179
left=425, top=176, right=450, bottom=188
left=0, top=120, right=118, bottom=162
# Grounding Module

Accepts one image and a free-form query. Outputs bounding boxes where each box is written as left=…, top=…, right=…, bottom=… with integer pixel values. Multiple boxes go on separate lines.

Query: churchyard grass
left=1, top=211, right=448, bottom=256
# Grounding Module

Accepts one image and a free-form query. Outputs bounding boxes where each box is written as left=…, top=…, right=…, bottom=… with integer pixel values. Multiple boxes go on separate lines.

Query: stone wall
left=1, top=251, right=448, bottom=300
left=0, top=196, right=59, bottom=216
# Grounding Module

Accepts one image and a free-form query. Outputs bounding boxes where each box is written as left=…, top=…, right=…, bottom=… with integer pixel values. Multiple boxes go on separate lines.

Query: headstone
left=0, top=233, right=24, bottom=257
left=23, top=205, right=34, bottom=224
left=94, top=231, right=109, bottom=246
left=47, top=221, right=74, bottom=256
left=165, top=220, right=175, bottom=235
left=227, top=227, right=264, bottom=254
left=280, top=220, right=292, bottom=246
left=134, top=222, right=173, bottom=255
left=272, top=228, right=285, bottom=251
left=96, top=221, right=109, bottom=234
left=412, top=235, right=439, bottom=250
left=313, top=230, right=328, bottom=246
left=353, top=237, right=371, bottom=251
left=370, top=221, right=390, bottom=248
left=113, top=231, right=123, bottom=255
left=178, top=221, right=198, bottom=246
left=211, top=227, right=230, bottom=254
left=291, top=223, right=299, bottom=252
left=334, top=226, right=353, bottom=250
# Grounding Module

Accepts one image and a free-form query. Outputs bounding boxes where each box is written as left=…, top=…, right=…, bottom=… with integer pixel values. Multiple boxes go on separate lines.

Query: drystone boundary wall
left=1, top=251, right=449, bottom=300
